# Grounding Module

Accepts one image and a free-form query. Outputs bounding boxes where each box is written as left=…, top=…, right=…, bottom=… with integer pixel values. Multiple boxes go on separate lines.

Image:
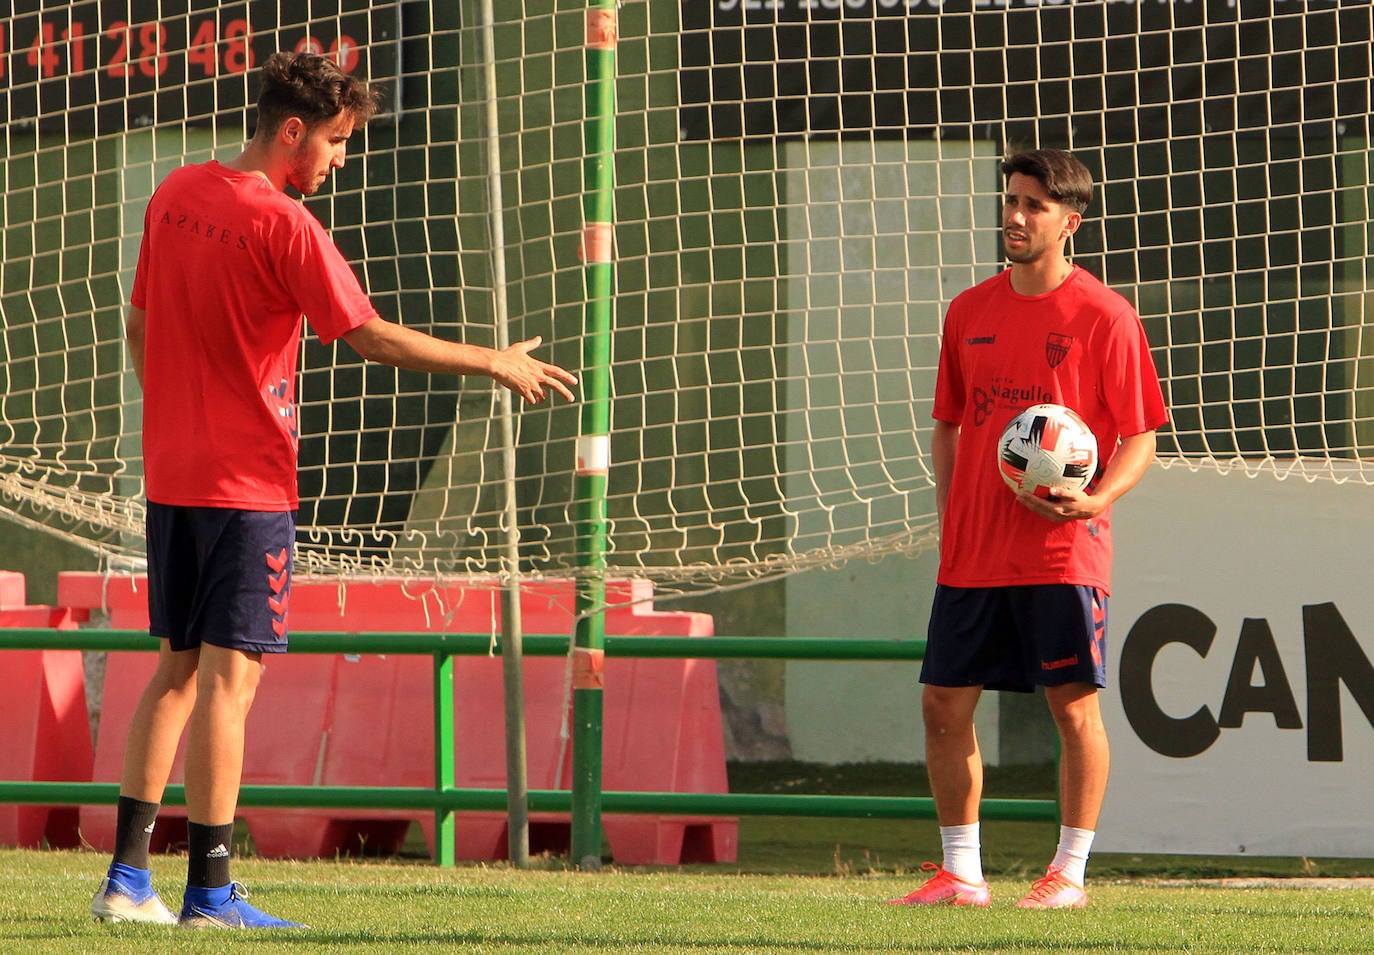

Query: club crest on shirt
left=1046, top=333, right=1074, bottom=369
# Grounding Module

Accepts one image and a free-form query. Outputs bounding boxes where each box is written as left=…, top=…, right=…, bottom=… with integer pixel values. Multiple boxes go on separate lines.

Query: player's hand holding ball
left=997, top=403, right=1098, bottom=520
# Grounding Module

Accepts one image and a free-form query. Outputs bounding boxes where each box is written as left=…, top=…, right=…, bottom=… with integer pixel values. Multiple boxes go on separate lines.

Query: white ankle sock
left=940, top=822, right=983, bottom=884
left=1050, top=825, right=1095, bottom=886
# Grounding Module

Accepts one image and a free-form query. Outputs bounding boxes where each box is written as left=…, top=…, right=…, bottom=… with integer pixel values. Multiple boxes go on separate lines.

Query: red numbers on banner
left=27, top=20, right=96, bottom=76
left=5, top=18, right=354, bottom=81
left=106, top=21, right=169, bottom=78
left=66, top=23, right=87, bottom=74
left=27, top=22, right=61, bottom=76
left=187, top=19, right=254, bottom=76
left=224, top=20, right=254, bottom=74
left=293, top=34, right=361, bottom=72
left=186, top=20, right=219, bottom=74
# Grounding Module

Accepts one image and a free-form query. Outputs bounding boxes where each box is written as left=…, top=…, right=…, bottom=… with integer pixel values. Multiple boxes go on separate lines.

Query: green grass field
left=3, top=763, right=1372, bottom=953
left=5, top=849, right=1374, bottom=954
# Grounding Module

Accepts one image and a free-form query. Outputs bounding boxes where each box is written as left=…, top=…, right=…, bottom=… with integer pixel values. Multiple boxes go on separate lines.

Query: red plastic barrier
left=78, top=652, right=187, bottom=853
left=0, top=572, right=92, bottom=848
left=61, top=575, right=344, bottom=855
left=60, top=575, right=187, bottom=854
left=57, top=573, right=736, bottom=865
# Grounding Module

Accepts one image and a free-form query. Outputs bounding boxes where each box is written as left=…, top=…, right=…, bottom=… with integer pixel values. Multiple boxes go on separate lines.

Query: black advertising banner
left=679, top=0, right=1368, bottom=142
left=1, top=1, right=399, bottom=133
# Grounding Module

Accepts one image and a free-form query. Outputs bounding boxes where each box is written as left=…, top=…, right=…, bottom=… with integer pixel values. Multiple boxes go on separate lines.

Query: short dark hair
left=254, top=51, right=381, bottom=135
left=1001, top=149, right=1093, bottom=214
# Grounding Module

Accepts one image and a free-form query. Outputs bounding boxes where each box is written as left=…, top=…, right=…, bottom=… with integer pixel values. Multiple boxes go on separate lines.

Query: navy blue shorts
left=920, top=584, right=1107, bottom=692
left=145, top=503, right=295, bottom=655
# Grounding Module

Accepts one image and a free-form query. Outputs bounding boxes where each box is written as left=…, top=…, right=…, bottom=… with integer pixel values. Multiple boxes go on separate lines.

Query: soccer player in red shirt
left=888, top=149, right=1167, bottom=910
left=90, top=52, right=576, bottom=930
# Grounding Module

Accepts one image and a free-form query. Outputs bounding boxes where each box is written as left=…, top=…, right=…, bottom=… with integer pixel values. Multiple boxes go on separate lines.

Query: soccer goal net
left=1, top=1, right=1370, bottom=606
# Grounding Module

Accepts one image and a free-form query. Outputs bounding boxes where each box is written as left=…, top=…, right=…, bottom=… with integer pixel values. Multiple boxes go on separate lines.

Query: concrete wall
left=780, top=139, right=1028, bottom=764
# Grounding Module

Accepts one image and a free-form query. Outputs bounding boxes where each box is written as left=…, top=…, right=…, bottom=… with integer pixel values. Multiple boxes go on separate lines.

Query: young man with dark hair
left=90, top=51, right=576, bottom=930
left=889, top=148, right=1167, bottom=910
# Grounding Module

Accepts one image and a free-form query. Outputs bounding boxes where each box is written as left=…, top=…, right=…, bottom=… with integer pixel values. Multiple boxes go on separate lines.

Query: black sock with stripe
left=186, top=822, right=235, bottom=889
left=111, top=796, right=160, bottom=870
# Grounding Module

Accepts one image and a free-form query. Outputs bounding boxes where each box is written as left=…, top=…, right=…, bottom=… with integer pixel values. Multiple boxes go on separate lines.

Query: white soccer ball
left=996, top=403, right=1098, bottom=498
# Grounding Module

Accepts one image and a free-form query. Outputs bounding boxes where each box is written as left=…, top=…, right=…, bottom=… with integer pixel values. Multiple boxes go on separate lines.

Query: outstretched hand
left=490, top=336, right=579, bottom=404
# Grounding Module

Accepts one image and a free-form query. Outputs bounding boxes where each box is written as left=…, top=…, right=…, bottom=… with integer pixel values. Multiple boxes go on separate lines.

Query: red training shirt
left=131, top=161, right=377, bottom=510
left=932, top=267, right=1168, bottom=592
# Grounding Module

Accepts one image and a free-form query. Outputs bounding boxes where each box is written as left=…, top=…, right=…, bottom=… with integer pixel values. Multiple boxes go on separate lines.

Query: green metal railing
left=0, top=629, right=1059, bottom=866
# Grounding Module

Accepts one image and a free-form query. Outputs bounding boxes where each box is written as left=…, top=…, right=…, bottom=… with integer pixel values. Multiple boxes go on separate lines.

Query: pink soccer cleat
left=1014, top=866, right=1088, bottom=909
left=886, top=862, right=991, bottom=907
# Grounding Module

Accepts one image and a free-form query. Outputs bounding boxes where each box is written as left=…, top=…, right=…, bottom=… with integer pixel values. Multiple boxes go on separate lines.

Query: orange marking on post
left=580, top=222, right=613, bottom=263
left=572, top=647, right=605, bottom=690
left=586, top=9, right=618, bottom=50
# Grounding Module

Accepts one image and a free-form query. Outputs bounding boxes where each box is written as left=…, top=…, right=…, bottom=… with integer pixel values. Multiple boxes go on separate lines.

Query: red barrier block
left=0, top=571, right=24, bottom=607
left=238, top=580, right=468, bottom=857
left=56, top=575, right=172, bottom=852
left=602, top=653, right=737, bottom=866
left=273, top=578, right=737, bottom=864
left=0, top=572, right=92, bottom=848
left=416, top=579, right=737, bottom=865
left=233, top=654, right=344, bottom=852
left=62, top=576, right=337, bottom=854
left=431, top=654, right=574, bottom=861
left=55, top=572, right=143, bottom=626
left=56, top=573, right=736, bottom=865
left=79, top=652, right=184, bottom=854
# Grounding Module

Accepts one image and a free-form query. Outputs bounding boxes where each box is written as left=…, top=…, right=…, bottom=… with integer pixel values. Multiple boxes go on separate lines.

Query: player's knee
left=922, top=686, right=977, bottom=736
left=1045, top=686, right=1105, bottom=737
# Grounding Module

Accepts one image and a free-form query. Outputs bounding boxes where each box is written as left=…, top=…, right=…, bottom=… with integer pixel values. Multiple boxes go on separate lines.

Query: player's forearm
left=343, top=317, right=497, bottom=378
left=931, top=420, right=959, bottom=527
left=1090, top=430, right=1156, bottom=507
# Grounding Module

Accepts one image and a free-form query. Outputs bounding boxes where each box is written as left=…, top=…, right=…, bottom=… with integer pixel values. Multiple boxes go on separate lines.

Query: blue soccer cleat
left=91, top=863, right=178, bottom=924
left=178, top=882, right=308, bottom=930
